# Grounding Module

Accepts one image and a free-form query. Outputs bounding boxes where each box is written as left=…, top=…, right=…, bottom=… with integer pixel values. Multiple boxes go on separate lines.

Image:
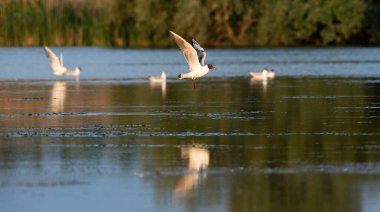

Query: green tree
left=362, top=0, right=380, bottom=44
left=172, top=0, right=209, bottom=43
left=133, top=0, right=175, bottom=47
left=0, top=0, right=376, bottom=47
left=256, top=0, right=366, bottom=46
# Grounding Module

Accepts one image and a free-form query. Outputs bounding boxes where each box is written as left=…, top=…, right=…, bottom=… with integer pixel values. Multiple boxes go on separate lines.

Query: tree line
left=0, top=0, right=379, bottom=47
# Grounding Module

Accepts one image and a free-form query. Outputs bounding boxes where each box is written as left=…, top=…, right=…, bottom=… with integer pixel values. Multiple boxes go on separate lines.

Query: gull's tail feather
left=178, top=73, right=191, bottom=79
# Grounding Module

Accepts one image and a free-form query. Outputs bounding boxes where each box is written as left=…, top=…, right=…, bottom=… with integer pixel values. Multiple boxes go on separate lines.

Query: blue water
left=0, top=47, right=379, bottom=80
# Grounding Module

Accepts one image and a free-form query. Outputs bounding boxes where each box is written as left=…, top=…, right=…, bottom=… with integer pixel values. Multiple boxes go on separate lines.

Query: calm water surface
left=0, top=48, right=380, bottom=212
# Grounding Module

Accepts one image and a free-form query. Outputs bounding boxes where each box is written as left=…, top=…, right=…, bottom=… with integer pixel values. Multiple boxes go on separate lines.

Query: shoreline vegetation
left=0, top=0, right=379, bottom=47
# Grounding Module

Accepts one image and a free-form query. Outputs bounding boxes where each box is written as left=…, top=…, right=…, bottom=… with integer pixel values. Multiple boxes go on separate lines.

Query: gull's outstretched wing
left=191, top=39, right=206, bottom=66
left=44, top=46, right=66, bottom=75
left=170, top=31, right=202, bottom=72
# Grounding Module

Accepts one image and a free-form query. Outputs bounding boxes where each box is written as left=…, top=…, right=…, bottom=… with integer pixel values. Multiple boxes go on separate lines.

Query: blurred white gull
left=267, top=68, right=275, bottom=78
left=148, top=70, right=168, bottom=82
left=44, top=46, right=81, bottom=76
left=250, top=67, right=275, bottom=80
left=169, top=31, right=214, bottom=89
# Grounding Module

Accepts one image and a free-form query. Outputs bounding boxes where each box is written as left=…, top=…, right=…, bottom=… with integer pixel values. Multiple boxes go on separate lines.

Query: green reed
left=0, top=0, right=379, bottom=47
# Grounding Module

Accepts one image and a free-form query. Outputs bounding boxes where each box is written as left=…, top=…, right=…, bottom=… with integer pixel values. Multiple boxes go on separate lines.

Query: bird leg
left=191, top=79, right=196, bottom=89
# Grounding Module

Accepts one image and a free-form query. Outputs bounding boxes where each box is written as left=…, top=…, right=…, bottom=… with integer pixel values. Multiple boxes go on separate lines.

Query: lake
left=0, top=47, right=380, bottom=212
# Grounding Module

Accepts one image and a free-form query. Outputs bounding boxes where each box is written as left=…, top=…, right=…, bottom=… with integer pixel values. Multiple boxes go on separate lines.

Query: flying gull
left=169, top=31, right=214, bottom=89
left=44, top=46, right=81, bottom=76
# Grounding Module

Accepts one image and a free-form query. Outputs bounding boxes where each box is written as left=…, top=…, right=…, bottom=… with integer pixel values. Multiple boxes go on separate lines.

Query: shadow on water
left=1, top=76, right=380, bottom=211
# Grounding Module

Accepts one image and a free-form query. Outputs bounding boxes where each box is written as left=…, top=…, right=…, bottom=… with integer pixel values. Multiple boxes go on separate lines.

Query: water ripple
left=2, top=131, right=379, bottom=138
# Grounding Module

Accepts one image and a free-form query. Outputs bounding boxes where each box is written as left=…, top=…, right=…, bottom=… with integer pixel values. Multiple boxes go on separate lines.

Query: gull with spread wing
left=169, top=31, right=214, bottom=89
left=44, top=46, right=81, bottom=76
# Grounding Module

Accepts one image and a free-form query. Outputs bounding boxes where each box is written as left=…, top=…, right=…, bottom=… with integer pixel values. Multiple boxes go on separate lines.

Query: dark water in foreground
left=1, top=77, right=380, bottom=211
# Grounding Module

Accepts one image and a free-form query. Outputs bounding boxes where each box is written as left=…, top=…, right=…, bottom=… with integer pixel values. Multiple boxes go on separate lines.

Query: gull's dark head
left=207, top=64, right=215, bottom=70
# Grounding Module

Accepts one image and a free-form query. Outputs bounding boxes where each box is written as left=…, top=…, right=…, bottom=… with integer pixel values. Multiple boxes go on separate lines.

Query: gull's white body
left=250, top=68, right=275, bottom=80
left=178, top=66, right=209, bottom=80
left=266, top=70, right=275, bottom=78
left=149, top=71, right=167, bottom=82
left=65, top=67, right=81, bottom=76
left=250, top=70, right=268, bottom=80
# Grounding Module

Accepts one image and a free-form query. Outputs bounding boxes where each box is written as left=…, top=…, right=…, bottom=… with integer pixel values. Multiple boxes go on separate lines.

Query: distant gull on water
left=149, top=70, right=168, bottom=83
left=250, top=67, right=275, bottom=80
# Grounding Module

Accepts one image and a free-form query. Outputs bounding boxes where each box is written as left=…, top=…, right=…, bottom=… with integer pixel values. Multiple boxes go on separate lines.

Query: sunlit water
left=0, top=47, right=380, bottom=80
left=0, top=47, right=380, bottom=212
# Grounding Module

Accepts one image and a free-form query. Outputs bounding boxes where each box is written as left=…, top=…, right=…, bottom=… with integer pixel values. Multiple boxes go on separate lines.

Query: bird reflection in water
left=75, top=76, right=80, bottom=91
left=250, top=77, right=268, bottom=94
left=50, top=81, right=67, bottom=112
left=173, top=146, right=209, bottom=200
left=149, top=81, right=167, bottom=99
